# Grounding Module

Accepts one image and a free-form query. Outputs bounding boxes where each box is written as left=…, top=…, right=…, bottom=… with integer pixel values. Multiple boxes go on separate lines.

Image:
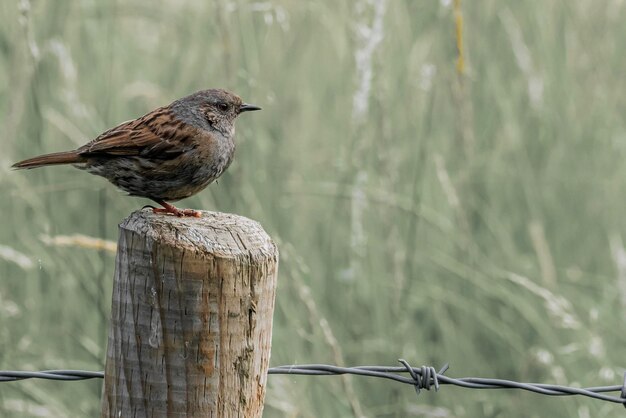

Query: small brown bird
left=12, top=89, right=261, bottom=217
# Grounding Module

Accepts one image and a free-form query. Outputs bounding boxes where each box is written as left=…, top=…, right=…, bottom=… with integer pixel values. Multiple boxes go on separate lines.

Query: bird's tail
left=12, top=151, right=84, bottom=169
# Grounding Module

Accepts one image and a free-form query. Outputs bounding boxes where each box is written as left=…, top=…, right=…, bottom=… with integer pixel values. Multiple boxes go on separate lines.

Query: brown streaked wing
left=78, top=107, right=193, bottom=158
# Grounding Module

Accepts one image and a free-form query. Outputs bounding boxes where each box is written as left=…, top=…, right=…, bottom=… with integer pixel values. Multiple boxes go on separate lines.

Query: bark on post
left=100, top=210, right=278, bottom=418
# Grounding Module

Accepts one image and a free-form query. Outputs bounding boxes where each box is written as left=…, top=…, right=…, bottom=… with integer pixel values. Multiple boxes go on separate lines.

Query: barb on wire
left=2, top=360, right=626, bottom=407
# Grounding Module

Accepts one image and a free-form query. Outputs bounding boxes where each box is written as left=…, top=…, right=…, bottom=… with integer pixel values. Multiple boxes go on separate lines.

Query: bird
left=12, top=89, right=261, bottom=217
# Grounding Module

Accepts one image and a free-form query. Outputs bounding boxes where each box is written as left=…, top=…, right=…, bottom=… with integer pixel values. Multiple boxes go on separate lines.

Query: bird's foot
left=149, top=201, right=202, bottom=217
left=152, top=207, right=202, bottom=217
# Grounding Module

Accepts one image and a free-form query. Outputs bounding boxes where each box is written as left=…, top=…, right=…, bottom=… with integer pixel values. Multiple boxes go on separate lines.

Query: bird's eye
left=217, top=102, right=229, bottom=112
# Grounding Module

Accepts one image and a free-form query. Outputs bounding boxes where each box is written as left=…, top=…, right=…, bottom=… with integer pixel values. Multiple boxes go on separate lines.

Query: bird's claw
left=151, top=206, right=201, bottom=217
left=180, top=209, right=202, bottom=218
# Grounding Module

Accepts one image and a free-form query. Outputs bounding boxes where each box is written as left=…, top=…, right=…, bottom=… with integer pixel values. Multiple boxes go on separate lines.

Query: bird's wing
left=78, top=107, right=195, bottom=159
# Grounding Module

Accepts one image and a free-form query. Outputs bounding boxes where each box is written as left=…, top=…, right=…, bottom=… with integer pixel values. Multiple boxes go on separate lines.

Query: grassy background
left=1, top=0, right=626, bottom=416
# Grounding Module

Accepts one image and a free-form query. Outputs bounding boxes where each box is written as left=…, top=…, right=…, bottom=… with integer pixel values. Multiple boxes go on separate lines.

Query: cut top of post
left=120, top=209, right=276, bottom=258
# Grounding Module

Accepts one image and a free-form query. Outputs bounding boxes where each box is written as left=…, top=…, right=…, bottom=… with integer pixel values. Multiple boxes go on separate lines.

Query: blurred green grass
left=2, top=0, right=626, bottom=416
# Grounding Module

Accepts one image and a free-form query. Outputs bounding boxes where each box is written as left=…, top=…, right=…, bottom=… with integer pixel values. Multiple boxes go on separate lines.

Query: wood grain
left=100, top=210, right=278, bottom=418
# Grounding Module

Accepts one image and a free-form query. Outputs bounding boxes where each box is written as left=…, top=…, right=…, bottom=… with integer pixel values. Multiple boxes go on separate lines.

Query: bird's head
left=172, top=89, right=261, bottom=135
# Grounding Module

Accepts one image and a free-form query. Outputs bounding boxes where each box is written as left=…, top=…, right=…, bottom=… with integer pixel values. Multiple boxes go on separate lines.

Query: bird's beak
left=239, top=103, right=262, bottom=113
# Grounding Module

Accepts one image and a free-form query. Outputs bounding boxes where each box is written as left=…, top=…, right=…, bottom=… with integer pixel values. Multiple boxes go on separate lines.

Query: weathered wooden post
left=100, top=210, right=278, bottom=418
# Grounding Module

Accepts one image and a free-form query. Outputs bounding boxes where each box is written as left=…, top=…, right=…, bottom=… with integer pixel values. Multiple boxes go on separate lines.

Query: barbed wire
left=1, top=359, right=625, bottom=407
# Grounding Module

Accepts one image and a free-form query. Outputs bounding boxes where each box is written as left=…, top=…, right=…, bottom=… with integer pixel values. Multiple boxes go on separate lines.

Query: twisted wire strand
left=1, top=360, right=625, bottom=406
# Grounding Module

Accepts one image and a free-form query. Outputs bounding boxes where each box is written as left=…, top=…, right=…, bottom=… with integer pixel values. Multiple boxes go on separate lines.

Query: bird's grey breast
left=190, top=129, right=235, bottom=186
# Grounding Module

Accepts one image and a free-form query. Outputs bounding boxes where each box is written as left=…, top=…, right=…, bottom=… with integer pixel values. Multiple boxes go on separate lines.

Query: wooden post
left=100, top=210, right=278, bottom=418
